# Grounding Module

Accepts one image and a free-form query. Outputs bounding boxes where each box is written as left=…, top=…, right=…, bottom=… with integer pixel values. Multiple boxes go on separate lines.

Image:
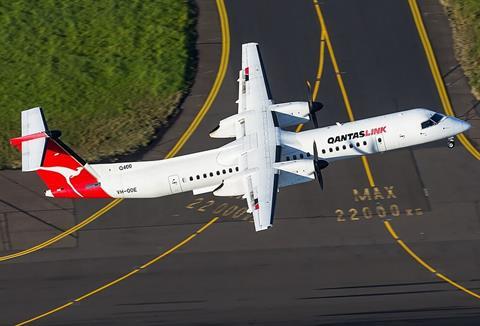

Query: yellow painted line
left=360, top=156, right=376, bottom=187
left=1, top=0, right=230, bottom=263
left=165, top=0, right=230, bottom=159
left=396, top=239, right=436, bottom=273
left=0, top=198, right=123, bottom=262
left=314, top=1, right=376, bottom=187
left=73, top=269, right=141, bottom=302
left=139, top=233, right=198, bottom=269
left=16, top=302, right=74, bottom=326
left=408, top=0, right=480, bottom=160
left=384, top=221, right=480, bottom=300
left=436, top=273, right=480, bottom=299
left=16, top=217, right=219, bottom=326
left=383, top=219, right=399, bottom=240
left=196, top=215, right=219, bottom=234
left=296, top=31, right=326, bottom=133
left=295, top=124, right=303, bottom=133
left=313, top=32, right=326, bottom=101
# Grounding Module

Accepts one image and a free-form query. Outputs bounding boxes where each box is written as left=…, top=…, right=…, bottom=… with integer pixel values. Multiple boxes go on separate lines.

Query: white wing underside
left=238, top=43, right=279, bottom=231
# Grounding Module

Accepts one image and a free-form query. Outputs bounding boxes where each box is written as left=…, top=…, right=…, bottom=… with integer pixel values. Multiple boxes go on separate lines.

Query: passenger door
left=168, top=175, right=182, bottom=194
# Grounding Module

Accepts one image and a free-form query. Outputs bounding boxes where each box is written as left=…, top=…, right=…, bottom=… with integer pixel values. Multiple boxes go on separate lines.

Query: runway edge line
left=0, top=0, right=230, bottom=263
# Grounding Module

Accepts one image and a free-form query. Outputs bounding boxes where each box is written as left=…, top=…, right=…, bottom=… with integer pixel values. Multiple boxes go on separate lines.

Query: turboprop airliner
left=10, top=43, right=470, bottom=231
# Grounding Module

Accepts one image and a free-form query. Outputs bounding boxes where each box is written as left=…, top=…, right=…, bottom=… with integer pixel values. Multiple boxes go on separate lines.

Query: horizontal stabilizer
left=10, top=107, right=49, bottom=171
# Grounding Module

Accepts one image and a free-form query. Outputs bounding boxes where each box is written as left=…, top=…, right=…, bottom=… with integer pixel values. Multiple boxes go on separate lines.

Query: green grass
left=0, top=0, right=196, bottom=168
left=441, top=0, right=480, bottom=99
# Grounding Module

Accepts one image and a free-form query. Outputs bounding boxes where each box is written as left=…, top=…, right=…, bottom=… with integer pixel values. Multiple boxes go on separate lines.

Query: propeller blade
left=318, top=169, right=324, bottom=190
left=306, top=80, right=320, bottom=128
left=312, top=141, right=328, bottom=190
left=311, top=111, right=319, bottom=128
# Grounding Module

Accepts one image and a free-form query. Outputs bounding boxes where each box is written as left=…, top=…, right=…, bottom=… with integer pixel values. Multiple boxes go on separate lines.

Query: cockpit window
left=421, top=113, right=444, bottom=129
left=431, top=113, right=444, bottom=123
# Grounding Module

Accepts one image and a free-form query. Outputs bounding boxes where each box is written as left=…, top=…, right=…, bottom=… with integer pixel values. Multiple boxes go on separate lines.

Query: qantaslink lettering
left=328, top=126, right=386, bottom=144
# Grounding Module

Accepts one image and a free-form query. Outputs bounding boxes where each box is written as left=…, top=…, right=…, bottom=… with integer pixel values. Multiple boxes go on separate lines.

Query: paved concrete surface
left=1, top=0, right=479, bottom=325
left=420, top=0, right=480, bottom=149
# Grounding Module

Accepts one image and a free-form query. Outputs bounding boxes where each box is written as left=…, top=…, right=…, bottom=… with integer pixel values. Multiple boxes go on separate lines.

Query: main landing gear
left=447, top=136, right=455, bottom=149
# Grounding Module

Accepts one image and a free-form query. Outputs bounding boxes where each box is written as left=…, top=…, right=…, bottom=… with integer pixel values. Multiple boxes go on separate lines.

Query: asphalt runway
left=1, top=0, right=480, bottom=325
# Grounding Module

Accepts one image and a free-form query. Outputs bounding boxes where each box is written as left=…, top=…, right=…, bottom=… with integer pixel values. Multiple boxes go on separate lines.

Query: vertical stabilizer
left=10, top=107, right=111, bottom=198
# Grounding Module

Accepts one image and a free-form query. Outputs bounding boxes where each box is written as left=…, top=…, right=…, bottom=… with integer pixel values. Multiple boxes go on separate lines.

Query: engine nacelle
left=210, top=112, right=251, bottom=139
left=273, top=159, right=315, bottom=188
left=210, top=114, right=240, bottom=138
left=270, top=102, right=310, bottom=128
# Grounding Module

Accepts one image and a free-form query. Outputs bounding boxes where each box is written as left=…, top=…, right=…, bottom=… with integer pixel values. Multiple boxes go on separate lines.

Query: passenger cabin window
left=421, top=113, right=444, bottom=129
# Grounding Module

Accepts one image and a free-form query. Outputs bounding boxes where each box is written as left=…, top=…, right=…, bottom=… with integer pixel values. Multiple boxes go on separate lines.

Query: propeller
left=306, top=81, right=324, bottom=128
left=313, top=141, right=329, bottom=190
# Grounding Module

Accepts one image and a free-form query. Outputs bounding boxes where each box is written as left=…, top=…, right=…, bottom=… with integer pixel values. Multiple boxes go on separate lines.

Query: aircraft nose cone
left=460, top=120, right=471, bottom=133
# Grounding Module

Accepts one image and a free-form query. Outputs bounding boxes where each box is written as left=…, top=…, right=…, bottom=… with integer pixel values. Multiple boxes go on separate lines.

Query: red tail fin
left=11, top=108, right=111, bottom=198
left=37, top=137, right=110, bottom=198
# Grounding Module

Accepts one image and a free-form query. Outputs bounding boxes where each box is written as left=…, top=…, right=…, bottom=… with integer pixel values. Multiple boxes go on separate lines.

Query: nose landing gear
left=447, top=136, right=455, bottom=148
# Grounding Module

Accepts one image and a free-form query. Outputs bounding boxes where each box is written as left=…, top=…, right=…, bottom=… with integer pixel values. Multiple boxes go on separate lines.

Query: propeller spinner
left=306, top=81, right=324, bottom=128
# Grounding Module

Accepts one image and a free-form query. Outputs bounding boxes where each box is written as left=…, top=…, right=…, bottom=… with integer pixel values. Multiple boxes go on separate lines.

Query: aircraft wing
left=213, top=43, right=279, bottom=231
left=237, top=43, right=271, bottom=113
left=239, top=43, right=278, bottom=231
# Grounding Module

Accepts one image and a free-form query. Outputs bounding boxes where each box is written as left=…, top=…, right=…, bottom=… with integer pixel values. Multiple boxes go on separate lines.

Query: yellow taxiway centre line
left=408, top=0, right=480, bottom=160
left=16, top=1, right=230, bottom=323
left=0, top=198, right=123, bottom=262
left=384, top=220, right=480, bottom=300
left=166, top=0, right=230, bottom=159
left=314, top=0, right=376, bottom=187
left=314, top=0, right=480, bottom=303
left=16, top=217, right=219, bottom=326
left=1, top=0, right=230, bottom=263
left=295, top=31, right=326, bottom=133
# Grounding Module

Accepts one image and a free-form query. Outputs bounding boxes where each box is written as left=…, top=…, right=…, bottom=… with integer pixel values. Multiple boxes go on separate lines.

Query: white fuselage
left=89, top=108, right=469, bottom=198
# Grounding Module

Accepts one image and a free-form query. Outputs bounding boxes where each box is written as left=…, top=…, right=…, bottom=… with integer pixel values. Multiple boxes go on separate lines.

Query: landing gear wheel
left=447, top=137, right=455, bottom=149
